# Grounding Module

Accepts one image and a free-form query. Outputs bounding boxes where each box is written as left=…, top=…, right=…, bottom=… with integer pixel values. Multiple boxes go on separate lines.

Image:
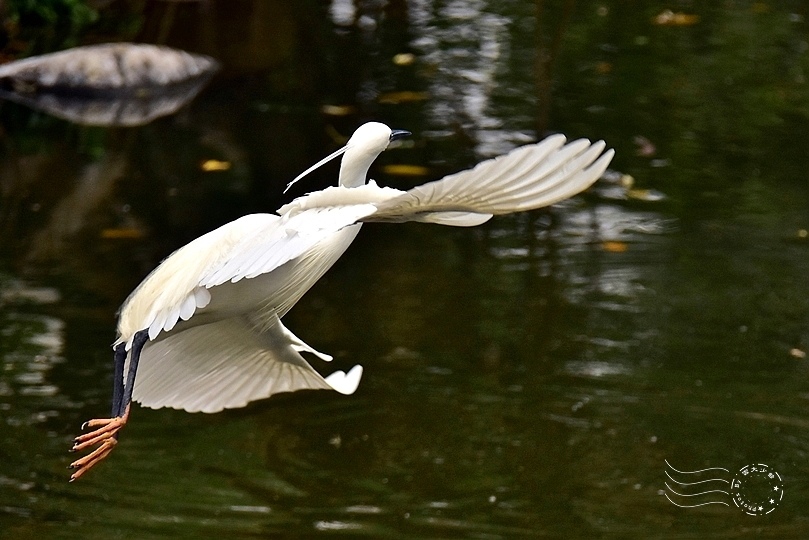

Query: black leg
left=110, top=343, right=126, bottom=417
left=69, top=330, right=150, bottom=481
left=118, top=330, right=148, bottom=417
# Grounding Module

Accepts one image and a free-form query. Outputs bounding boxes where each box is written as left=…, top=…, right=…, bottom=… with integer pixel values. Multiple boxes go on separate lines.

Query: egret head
left=284, top=122, right=410, bottom=192
left=345, top=122, right=410, bottom=156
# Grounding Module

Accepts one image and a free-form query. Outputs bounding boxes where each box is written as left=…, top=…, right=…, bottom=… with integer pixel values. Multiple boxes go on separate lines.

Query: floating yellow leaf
left=620, top=174, right=635, bottom=188
left=201, top=159, right=231, bottom=172
left=602, top=241, right=628, bottom=253
left=797, top=229, right=807, bottom=239
left=392, top=53, right=416, bottom=66
left=378, top=91, right=430, bottom=104
left=653, top=10, right=699, bottom=26
left=627, top=188, right=666, bottom=202
left=790, top=348, right=806, bottom=359
left=101, top=228, right=144, bottom=239
left=382, top=164, right=430, bottom=177
left=320, top=104, right=357, bottom=116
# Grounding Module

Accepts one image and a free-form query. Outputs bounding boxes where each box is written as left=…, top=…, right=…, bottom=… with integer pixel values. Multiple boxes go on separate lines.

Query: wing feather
left=133, top=315, right=362, bottom=413
left=479, top=141, right=606, bottom=209
left=411, top=211, right=493, bottom=227
left=179, top=294, right=196, bottom=321
left=477, top=140, right=594, bottom=205
left=366, top=137, right=613, bottom=222
left=163, top=309, right=180, bottom=333
left=120, top=207, right=374, bottom=344
left=198, top=205, right=376, bottom=288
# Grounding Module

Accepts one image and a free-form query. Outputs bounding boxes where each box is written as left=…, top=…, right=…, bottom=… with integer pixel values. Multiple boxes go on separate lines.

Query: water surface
left=1, top=1, right=808, bottom=538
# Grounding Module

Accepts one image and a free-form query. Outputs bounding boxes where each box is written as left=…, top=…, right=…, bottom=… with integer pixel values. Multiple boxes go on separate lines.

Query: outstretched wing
left=117, top=207, right=375, bottom=346
left=365, top=135, right=613, bottom=225
left=132, top=314, right=363, bottom=413
left=197, top=205, right=376, bottom=287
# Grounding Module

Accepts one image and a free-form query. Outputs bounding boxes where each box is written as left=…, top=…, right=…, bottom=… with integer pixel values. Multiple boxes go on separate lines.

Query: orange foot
left=68, top=404, right=130, bottom=481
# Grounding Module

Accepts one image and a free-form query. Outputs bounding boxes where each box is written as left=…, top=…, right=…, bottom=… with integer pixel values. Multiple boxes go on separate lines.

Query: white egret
left=69, top=122, right=614, bottom=480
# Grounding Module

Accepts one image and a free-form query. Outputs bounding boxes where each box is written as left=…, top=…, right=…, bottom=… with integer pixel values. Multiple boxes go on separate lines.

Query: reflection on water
left=0, top=43, right=218, bottom=126
left=0, top=278, right=66, bottom=406
left=410, top=0, right=519, bottom=154
left=1, top=1, right=809, bottom=538
left=1, top=202, right=808, bottom=536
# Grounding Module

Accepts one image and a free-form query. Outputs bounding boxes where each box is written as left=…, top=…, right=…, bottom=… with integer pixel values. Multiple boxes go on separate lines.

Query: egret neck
left=338, top=124, right=411, bottom=188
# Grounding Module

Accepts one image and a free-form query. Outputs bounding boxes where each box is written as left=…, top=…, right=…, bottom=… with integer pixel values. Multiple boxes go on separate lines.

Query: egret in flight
left=69, top=122, right=614, bottom=480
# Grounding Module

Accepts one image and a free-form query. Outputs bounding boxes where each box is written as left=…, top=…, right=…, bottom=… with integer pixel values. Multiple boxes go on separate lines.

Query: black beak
left=390, top=129, right=411, bottom=141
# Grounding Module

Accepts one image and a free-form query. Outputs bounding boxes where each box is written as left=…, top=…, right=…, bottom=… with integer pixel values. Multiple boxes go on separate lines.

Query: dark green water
left=1, top=1, right=808, bottom=538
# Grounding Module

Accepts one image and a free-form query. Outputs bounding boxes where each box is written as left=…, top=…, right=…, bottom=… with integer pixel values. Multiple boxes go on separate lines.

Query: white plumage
left=115, top=122, right=614, bottom=413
